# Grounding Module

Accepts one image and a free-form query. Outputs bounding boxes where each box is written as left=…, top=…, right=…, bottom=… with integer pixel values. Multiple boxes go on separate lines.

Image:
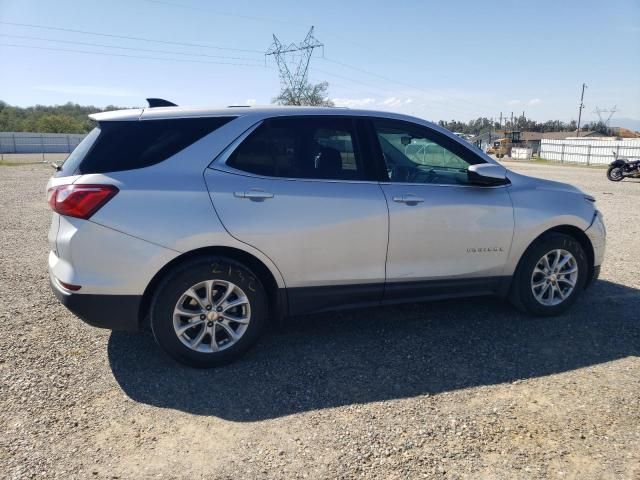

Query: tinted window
left=373, top=120, right=484, bottom=185
left=58, top=117, right=234, bottom=176
left=57, top=127, right=101, bottom=177
left=227, top=117, right=367, bottom=181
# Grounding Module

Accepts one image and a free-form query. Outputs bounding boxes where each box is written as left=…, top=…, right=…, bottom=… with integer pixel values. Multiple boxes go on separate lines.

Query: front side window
left=227, top=117, right=367, bottom=181
left=373, top=120, right=483, bottom=185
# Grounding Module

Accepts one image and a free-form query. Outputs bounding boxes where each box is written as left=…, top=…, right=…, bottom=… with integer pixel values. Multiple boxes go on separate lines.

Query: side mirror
left=467, top=164, right=509, bottom=186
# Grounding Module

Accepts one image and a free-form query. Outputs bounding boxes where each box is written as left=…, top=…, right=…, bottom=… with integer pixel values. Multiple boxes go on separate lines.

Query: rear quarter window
left=57, top=117, right=235, bottom=176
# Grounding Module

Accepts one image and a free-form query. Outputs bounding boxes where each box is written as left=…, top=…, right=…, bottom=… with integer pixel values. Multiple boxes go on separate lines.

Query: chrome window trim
left=378, top=180, right=510, bottom=189
left=209, top=118, right=509, bottom=189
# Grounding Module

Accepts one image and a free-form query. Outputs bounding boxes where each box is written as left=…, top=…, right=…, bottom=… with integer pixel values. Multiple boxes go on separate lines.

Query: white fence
left=540, top=138, right=640, bottom=166
left=0, top=132, right=86, bottom=154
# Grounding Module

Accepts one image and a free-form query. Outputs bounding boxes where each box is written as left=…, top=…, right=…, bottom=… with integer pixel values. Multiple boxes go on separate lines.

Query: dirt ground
left=0, top=161, right=638, bottom=479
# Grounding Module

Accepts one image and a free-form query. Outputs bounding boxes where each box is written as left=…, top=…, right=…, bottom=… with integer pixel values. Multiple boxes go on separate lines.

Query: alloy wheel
left=530, top=249, right=579, bottom=306
left=172, top=280, right=251, bottom=353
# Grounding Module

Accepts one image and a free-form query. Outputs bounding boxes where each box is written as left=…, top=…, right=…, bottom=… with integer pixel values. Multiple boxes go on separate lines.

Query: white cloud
left=508, top=99, right=521, bottom=105
left=245, top=98, right=257, bottom=105
left=332, top=97, right=376, bottom=108
left=381, top=96, right=415, bottom=107
left=332, top=96, right=417, bottom=110
left=528, top=98, right=541, bottom=105
left=35, top=85, right=140, bottom=97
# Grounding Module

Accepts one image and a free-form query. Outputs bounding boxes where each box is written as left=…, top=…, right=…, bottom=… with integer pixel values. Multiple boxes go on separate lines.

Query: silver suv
left=47, top=102, right=606, bottom=367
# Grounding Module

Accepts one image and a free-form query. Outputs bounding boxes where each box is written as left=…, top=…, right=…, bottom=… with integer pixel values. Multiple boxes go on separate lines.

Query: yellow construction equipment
left=487, top=131, right=521, bottom=158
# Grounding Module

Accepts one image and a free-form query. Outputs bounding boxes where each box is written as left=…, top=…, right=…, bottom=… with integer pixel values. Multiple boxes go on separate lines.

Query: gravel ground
left=1, top=161, right=638, bottom=479
left=0, top=153, right=68, bottom=164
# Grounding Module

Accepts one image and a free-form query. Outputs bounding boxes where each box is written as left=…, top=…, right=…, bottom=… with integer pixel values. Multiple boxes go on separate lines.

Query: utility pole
left=489, top=117, right=493, bottom=147
left=576, top=82, right=587, bottom=137
left=266, top=27, right=324, bottom=105
left=510, top=112, right=514, bottom=131
left=499, top=112, right=503, bottom=132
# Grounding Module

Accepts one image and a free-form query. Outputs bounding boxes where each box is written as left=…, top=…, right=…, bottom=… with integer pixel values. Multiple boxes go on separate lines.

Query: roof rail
left=146, top=98, right=178, bottom=108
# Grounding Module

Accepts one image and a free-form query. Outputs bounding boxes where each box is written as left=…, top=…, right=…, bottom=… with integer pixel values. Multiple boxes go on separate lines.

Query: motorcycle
left=607, top=151, right=640, bottom=182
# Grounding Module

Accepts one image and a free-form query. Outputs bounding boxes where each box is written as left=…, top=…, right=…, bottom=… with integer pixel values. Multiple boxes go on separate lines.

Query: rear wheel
left=509, top=233, right=588, bottom=316
left=607, top=166, right=624, bottom=181
left=150, top=256, right=268, bottom=367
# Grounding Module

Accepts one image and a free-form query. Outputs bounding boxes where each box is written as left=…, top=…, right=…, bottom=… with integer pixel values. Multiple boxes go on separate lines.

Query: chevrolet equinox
left=47, top=101, right=606, bottom=367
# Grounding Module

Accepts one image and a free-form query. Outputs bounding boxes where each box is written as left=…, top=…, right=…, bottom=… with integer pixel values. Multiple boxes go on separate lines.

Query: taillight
left=47, top=184, right=119, bottom=219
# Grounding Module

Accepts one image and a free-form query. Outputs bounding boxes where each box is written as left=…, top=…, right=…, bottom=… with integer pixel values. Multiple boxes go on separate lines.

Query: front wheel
left=607, top=166, right=624, bottom=181
left=509, top=233, right=588, bottom=316
left=150, top=256, right=268, bottom=367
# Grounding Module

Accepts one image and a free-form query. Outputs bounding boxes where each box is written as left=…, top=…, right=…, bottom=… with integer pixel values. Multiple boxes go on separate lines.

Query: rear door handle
left=234, top=190, right=274, bottom=200
left=392, top=194, right=424, bottom=204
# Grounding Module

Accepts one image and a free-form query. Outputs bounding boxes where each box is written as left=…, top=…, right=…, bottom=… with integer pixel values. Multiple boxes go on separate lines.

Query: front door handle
left=234, top=190, right=274, bottom=200
left=392, top=194, right=424, bottom=204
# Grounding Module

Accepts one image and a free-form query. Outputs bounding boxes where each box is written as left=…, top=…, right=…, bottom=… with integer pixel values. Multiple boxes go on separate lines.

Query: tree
left=35, top=114, right=85, bottom=133
left=273, top=81, right=334, bottom=107
left=582, top=121, right=610, bottom=136
left=0, top=100, right=129, bottom=133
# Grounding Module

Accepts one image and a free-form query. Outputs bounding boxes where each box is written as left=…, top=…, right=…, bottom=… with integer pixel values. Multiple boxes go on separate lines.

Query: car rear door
left=205, top=116, right=388, bottom=315
left=370, top=119, right=515, bottom=302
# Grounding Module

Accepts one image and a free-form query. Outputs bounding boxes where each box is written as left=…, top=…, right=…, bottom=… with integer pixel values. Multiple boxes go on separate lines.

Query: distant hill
left=0, top=101, right=129, bottom=133
left=612, top=117, right=640, bottom=133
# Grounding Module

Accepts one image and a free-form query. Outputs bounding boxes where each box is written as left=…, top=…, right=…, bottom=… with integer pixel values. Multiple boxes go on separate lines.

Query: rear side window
left=57, top=117, right=234, bottom=176
left=227, top=117, right=369, bottom=181
left=57, top=127, right=101, bottom=177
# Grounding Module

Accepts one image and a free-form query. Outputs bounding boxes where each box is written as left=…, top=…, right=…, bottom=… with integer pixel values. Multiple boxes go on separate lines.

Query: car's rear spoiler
left=146, top=98, right=178, bottom=108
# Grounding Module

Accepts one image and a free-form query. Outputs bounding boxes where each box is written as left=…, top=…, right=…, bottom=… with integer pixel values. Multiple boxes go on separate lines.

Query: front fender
left=503, top=172, right=595, bottom=277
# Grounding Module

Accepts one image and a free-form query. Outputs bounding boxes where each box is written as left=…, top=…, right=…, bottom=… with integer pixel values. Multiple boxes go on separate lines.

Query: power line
left=139, top=0, right=294, bottom=25
left=136, top=0, right=371, bottom=50
left=311, top=67, right=485, bottom=118
left=0, top=43, right=270, bottom=67
left=0, top=33, right=264, bottom=62
left=321, top=57, right=497, bottom=113
left=0, top=21, right=264, bottom=53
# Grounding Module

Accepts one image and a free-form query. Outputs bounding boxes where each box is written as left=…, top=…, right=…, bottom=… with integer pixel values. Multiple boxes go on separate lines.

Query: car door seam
left=201, top=168, right=289, bottom=290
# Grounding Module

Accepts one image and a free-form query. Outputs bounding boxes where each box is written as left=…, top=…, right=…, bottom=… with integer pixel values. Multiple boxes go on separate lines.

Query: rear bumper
left=50, top=277, right=141, bottom=331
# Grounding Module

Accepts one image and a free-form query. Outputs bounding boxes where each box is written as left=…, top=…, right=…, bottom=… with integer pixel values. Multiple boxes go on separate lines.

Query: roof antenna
left=146, top=98, right=177, bottom=108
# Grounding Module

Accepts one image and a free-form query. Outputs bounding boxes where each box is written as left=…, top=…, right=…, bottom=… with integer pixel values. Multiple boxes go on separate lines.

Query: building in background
left=520, top=131, right=601, bottom=155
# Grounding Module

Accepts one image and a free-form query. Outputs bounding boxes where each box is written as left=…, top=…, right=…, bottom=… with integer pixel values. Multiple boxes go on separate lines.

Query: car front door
left=370, top=119, right=515, bottom=302
left=205, top=116, right=388, bottom=315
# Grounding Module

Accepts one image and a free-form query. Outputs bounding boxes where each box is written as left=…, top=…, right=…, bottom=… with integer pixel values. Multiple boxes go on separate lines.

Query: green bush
left=0, top=101, right=131, bottom=133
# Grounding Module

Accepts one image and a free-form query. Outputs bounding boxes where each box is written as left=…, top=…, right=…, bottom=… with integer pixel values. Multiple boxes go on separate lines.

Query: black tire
left=509, top=233, right=588, bottom=316
left=607, top=166, right=624, bottom=182
left=150, top=256, right=268, bottom=368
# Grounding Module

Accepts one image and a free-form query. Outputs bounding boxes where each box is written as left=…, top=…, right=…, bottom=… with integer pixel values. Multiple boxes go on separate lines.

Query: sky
left=1, top=0, right=639, bottom=127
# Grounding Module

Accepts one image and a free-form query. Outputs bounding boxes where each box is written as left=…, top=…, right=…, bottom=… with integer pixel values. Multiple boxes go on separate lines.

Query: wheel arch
left=511, top=224, right=596, bottom=292
left=138, top=246, right=286, bottom=329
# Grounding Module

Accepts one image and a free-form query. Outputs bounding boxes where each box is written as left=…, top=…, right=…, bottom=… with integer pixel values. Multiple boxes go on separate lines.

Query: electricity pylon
left=593, top=105, right=618, bottom=127
left=266, top=27, right=324, bottom=104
